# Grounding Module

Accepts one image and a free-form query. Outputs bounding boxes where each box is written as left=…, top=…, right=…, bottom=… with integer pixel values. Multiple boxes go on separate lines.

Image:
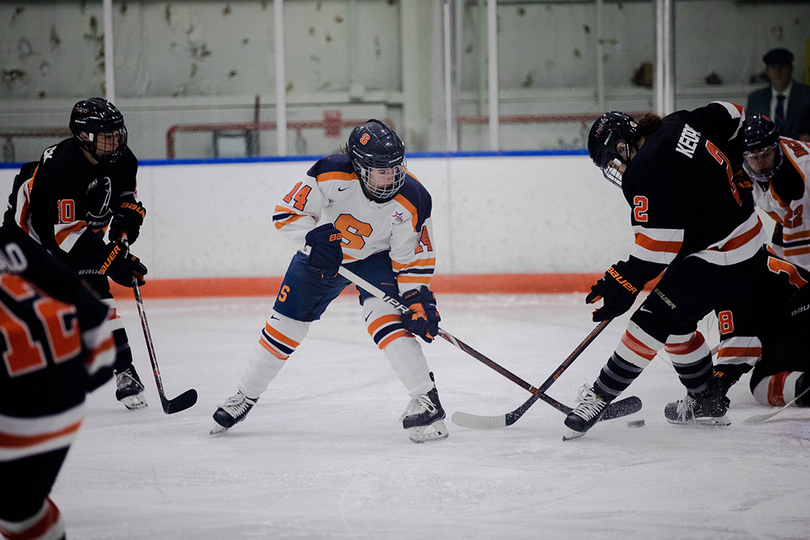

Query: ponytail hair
left=636, top=113, right=663, bottom=140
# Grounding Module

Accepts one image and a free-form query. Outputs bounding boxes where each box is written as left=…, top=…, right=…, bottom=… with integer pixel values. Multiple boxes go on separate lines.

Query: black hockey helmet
left=69, top=97, right=128, bottom=163
left=347, top=119, right=406, bottom=201
left=587, top=111, right=638, bottom=188
left=741, top=114, right=782, bottom=182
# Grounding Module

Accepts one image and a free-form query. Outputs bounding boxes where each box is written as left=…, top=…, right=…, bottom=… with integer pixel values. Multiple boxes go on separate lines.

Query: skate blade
left=209, top=424, right=230, bottom=436
left=666, top=416, right=731, bottom=426
left=562, top=428, right=587, bottom=441
left=119, top=394, right=148, bottom=411
left=407, top=419, right=449, bottom=443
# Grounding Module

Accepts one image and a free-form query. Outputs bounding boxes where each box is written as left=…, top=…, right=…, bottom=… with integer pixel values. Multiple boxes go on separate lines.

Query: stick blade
left=451, top=411, right=507, bottom=430
left=742, top=411, right=779, bottom=424
left=601, top=396, right=643, bottom=421
left=161, top=389, right=198, bottom=414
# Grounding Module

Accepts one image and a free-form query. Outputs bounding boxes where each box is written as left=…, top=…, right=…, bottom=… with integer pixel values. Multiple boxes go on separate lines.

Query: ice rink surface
left=55, top=293, right=810, bottom=540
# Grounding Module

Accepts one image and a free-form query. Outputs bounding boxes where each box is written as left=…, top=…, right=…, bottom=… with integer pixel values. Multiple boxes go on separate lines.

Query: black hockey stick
left=336, top=267, right=641, bottom=427
left=446, top=321, right=640, bottom=429
left=122, top=236, right=197, bottom=414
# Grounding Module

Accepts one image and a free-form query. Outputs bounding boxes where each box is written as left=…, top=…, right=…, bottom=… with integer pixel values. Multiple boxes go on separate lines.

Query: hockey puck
left=627, top=420, right=645, bottom=428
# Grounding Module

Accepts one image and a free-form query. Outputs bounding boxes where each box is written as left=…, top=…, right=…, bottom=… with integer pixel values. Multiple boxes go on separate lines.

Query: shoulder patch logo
left=391, top=211, right=405, bottom=223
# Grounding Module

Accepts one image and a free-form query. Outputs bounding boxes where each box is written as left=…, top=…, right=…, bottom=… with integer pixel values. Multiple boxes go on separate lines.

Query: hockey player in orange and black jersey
left=211, top=119, right=448, bottom=443
left=0, top=226, right=118, bottom=540
left=563, top=102, right=769, bottom=440
left=710, top=250, right=810, bottom=409
left=6, top=97, right=149, bottom=411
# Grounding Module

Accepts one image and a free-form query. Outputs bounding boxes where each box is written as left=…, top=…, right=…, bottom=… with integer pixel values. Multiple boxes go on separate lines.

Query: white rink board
left=0, top=155, right=634, bottom=279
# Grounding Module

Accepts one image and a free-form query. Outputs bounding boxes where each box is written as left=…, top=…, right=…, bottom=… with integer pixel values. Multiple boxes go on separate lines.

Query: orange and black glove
left=108, top=200, right=146, bottom=244
left=586, top=260, right=646, bottom=322
left=96, top=242, right=147, bottom=287
left=401, top=287, right=441, bottom=343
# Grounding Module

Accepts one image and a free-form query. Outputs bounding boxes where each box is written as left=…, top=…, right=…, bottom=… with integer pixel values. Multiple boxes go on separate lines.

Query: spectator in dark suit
left=746, top=48, right=810, bottom=139
left=797, top=103, right=810, bottom=142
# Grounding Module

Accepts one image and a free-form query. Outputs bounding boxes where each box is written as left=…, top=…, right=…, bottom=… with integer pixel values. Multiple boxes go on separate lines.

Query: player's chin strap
left=336, top=266, right=642, bottom=428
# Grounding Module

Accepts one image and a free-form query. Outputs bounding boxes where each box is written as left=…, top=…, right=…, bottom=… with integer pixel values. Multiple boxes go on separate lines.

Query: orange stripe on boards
left=111, top=273, right=606, bottom=300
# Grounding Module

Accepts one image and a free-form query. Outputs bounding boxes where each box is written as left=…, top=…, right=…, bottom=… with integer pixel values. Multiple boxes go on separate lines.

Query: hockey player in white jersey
left=742, top=114, right=810, bottom=271
left=211, top=120, right=447, bottom=443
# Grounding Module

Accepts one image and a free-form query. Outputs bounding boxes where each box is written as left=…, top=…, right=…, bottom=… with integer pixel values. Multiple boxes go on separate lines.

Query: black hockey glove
left=305, top=224, right=343, bottom=279
left=96, top=242, right=147, bottom=287
left=586, top=260, right=646, bottom=322
left=108, top=200, right=146, bottom=244
left=401, top=287, right=441, bottom=343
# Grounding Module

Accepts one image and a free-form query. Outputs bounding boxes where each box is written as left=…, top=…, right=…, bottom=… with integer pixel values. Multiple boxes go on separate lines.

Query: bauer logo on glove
left=401, top=287, right=441, bottom=343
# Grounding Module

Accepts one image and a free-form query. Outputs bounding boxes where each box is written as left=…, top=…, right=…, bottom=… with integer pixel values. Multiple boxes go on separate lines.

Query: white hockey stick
left=742, top=384, right=810, bottom=424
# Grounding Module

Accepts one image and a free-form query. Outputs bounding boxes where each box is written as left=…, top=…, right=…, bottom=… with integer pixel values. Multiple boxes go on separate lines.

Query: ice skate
left=115, top=366, right=147, bottom=410
left=563, top=384, right=612, bottom=440
left=401, top=384, right=448, bottom=443
left=664, top=385, right=731, bottom=426
left=210, top=391, right=258, bottom=435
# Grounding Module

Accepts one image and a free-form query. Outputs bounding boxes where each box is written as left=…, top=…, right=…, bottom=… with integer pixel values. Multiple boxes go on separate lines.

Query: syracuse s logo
left=359, top=133, right=370, bottom=145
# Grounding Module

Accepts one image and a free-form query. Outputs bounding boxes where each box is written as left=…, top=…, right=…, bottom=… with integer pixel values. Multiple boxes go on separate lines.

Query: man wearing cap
left=746, top=48, right=810, bottom=140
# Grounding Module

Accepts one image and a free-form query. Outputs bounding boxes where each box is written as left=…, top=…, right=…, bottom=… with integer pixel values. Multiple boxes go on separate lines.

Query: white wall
left=0, top=155, right=634, bottom=279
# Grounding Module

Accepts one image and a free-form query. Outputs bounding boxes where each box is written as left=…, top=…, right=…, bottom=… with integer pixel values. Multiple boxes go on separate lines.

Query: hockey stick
left=336, top=267, right=641, bottom=428
left=451, top=320, right=641, bottom=429
left=742, top=384, right=810, bottom=424
left=122, top=236, right=198, bottom=414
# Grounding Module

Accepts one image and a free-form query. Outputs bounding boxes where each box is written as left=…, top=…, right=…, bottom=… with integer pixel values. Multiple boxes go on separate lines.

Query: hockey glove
left=401, top=287, right=441, bottom=343
left=305, top=224, right=343, bottom=279
left=586, top=260, right=646, bottom=322
left=97, top=242, right=147, bottom=287
left=108, top=200, right=146, bottom=244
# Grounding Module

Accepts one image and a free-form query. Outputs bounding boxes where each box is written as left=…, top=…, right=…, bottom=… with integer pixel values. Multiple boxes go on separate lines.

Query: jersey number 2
left=705, top=141, right=741, bottom=206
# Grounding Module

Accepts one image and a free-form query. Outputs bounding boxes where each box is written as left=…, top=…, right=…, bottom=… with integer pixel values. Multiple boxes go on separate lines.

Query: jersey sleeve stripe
left=54, top=221, right=87, bottom=251
left=631, top=227, right=683, bottom=265
left=689, top=213, right=766, bottom=266
left=273, top=205, right=308, bottom=230
left=391, top=257, right=437, bottom=271
left=393, top=194, right=420, bottom=231
left=396, top=275, right=432, bottom=286
left=711, top=101, right=745, bottom=140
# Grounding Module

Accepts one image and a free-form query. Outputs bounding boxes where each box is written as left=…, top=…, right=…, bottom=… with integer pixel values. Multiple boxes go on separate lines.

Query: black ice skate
left=210, top=391, right=258, bottom=435
left=664, top=384, right=731, bottom=426
left=115, top=366, right=147, bottom=410
left=563, top=384, right=612, bottom=440
left=401, top=380, right=448, bottom=443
